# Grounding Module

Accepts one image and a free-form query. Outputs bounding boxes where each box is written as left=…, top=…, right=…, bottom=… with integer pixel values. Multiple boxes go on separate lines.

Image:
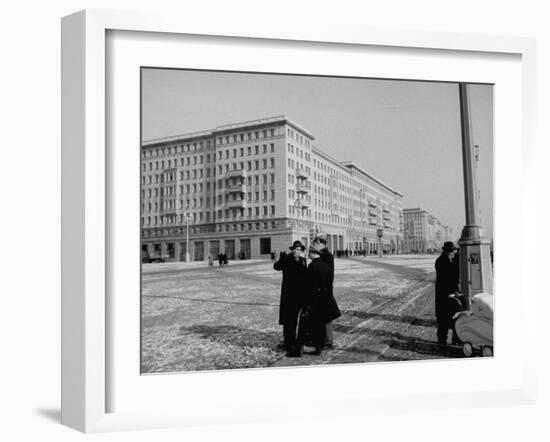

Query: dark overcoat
left=306, top=256, right=341, bottom=324
left=274, top=253, right=307, bottom=325
left=434, top=252, right=460, bottom=324
left=319, top=249, right=341, bottom=322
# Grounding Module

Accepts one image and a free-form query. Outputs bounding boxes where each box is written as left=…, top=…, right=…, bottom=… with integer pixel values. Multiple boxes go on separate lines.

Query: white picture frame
left=61, top=9, right=537, bottom=433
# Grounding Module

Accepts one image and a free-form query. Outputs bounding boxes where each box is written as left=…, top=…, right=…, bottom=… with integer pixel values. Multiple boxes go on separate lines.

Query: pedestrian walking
left=435, top=241, right=460, bottom=345
left=207, top=254, right=214, bottom=267
left=274, top=240, right=307, bottom=357
left=311, top=235, right=340, bottom=349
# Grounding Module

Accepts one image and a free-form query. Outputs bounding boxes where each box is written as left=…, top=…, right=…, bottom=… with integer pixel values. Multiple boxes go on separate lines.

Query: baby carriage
left=453, top=292, right=494, bottom=357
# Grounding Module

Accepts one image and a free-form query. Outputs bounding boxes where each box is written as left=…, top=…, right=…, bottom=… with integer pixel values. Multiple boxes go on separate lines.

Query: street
left=141, top=254, right=465, bottom=373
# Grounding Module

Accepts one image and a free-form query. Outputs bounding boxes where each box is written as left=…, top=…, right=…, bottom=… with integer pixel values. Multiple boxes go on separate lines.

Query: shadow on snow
left=179, top=324, right=280, bottom=350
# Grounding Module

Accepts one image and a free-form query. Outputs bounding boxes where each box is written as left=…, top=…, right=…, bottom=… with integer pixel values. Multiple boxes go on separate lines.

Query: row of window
left=142, top=138, right=217, bottom=158
left=142, top=209, right=400, bottom=232
left=217, top=158, right=275, bottom=175
left=141, top=139, right=277, bottom=168
left=142, top=153, right=213, bottom=171
left=141, top=124, right=305, bottom=161
left=142, top=168, right=212, bottom=184
left=142, top=204, right=277, bottom=226
left=287, top=128, right=310, bottom=148
left=142, top=190, right=277, bottom=212
left=223, top=190, right=275, bottom=203
left=287, top=143, right=311, bottom=161
left=142, top=159, right=276, bottom=186
left=217, top=128, right=277, bottom=146
left=217, top=143, right=275, bottom=159
left=287, top=158, right=310, bottom=172
left=142, top=174, right=277, bottom=198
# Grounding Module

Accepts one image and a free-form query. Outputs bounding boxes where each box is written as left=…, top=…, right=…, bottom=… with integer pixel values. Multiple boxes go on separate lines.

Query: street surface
left=141, top=254, right=465, bottom=373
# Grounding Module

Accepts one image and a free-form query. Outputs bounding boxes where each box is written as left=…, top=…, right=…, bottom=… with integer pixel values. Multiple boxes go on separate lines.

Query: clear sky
left=141, top=69, right=493, bottom=241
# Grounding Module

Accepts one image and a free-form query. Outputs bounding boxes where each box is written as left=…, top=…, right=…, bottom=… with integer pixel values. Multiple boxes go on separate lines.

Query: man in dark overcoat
left=312, top=235, right=340, bottom=349
left=274, top=240, right=307, bottom=357
left=435, top=241, right=460, bottom=345
left=298, top=245, right=340, bottom=356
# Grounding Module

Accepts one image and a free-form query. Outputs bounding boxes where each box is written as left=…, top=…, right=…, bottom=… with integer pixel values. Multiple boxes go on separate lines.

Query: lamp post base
left=458, top=225, right=493, bottom=309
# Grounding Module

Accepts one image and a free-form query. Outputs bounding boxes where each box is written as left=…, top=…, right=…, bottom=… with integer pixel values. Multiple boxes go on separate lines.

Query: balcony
left=225, top=183, right=246, bottom=194
left=295, top=167, right=310, bottom=180
left=368, top=201, right=377, bottom=208
left=296, top=181, right=311, bottom=194
left=296, top=198, right=310, bottom=208
left=159, top=208, right=178, bottom=215
left=383, top=207, right=390, bottom=213
left=226, top=168, right=247, bottom=179
left=226, top=198, right=247, bottom=209
left=368, top=209, right=378, bottom=216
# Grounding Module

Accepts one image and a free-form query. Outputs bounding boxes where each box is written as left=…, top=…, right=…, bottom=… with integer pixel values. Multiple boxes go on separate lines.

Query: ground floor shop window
left=259, top=237, right=271, bottom=255
left=167, top=243, right=175, bottom=259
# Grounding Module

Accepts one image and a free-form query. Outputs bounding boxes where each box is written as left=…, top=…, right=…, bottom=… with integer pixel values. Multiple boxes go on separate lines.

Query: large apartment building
left=403, top=208, right=453, bottom=253
left=141, top=116, right=404, bottom=261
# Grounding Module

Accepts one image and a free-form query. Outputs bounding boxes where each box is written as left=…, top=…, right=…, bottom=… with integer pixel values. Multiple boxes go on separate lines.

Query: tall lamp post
left=184, top=211, right=190, bottom=263
left=294, top=199, right=301, bottom=243
left=457, top=83, right=493, bottom=307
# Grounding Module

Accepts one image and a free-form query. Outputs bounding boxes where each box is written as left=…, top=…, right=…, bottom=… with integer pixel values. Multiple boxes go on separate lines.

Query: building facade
left=141, top=116, right=404, bottom=261
left=403, top=208, right=453, bottom=253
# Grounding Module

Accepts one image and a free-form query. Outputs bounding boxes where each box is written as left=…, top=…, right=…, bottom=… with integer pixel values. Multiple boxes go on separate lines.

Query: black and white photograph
left=5, top=0, right=550, bottom=439
left=140, top=68, right=494, bottom=373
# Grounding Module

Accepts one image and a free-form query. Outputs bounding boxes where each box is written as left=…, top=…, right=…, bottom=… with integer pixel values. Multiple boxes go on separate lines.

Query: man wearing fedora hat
left=274, top=240, right=307, bottom=357
left=435, top=241, right=460, bottom=345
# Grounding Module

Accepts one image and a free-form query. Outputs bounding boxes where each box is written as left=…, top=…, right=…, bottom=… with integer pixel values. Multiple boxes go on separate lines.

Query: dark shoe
left=312, top=346, right=322, bottom=356
left=286, top=350, right=302, bottom=358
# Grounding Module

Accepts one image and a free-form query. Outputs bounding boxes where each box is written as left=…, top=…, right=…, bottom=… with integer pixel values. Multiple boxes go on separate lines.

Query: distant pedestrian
left=435, top=241, right=460, bottom=345
left=218, top=253, right=223, bottom=267
left=223, top=253, right=228, bottom=266
left=208, top=254, right=214, bottom=267
left=312, top=235, right=340, bottom=349
left=274, top=240, right=307, bottom=357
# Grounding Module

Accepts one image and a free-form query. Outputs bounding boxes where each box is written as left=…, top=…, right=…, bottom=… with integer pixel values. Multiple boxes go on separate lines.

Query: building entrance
left=225, top=240, right=235, bottom=260
left=194, top=241, right=204, bottom=261
left=239, top=239, right=250, bottom=259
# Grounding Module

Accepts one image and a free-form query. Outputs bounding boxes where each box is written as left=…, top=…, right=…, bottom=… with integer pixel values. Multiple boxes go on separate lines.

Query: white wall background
left=0, top=1, right=547, bottom=440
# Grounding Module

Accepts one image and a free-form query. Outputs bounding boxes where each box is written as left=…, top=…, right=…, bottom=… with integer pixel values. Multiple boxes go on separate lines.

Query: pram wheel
left=482, top=346, right=493, bottom=357
left=462, top=342, right=473, bottom=357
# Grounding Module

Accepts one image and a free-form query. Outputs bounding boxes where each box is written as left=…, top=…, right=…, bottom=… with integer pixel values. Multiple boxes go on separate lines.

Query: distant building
left=141, top=116, right=404, bottom=261
left=403, top=208, right=453, bottom=253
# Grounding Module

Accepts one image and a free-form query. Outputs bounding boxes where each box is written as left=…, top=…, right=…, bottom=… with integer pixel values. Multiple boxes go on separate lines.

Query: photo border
left=61, top=9, right=537, bottom=433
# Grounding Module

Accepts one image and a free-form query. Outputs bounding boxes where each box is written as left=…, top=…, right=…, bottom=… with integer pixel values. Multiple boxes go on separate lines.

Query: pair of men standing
left=274, top=236, right=341, bottom=357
